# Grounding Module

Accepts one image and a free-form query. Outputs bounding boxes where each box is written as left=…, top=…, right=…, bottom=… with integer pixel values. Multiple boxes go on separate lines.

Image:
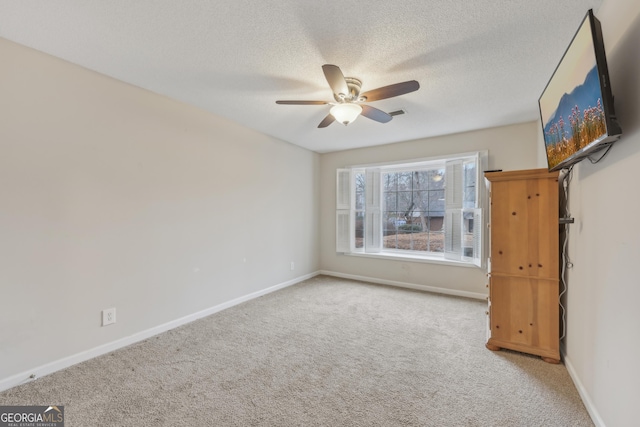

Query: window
left=336, top=151, right=487, bottom=267
left=382, top=168, right=445, bottom=253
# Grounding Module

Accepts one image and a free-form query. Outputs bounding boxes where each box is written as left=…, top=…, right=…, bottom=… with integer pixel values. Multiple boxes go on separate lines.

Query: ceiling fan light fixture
left=330, top=103, right=362, bottom=126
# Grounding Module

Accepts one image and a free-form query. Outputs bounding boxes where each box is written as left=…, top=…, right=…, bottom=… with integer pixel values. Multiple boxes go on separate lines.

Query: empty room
left=1, top=1, right=639, bottom=426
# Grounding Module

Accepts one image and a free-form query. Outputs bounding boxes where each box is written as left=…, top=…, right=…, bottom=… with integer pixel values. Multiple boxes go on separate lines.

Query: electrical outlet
left=102, top=308, right=116, bottom=326
left=290, top=261, right=295, bottom=271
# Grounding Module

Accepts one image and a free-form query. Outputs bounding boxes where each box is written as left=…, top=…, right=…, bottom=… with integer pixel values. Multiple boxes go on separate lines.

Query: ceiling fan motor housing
left=334, top=77, right=363, bottom=103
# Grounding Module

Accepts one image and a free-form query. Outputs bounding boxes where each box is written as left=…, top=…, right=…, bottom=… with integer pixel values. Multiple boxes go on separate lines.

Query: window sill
left=343, top=251, right=479, bottom=268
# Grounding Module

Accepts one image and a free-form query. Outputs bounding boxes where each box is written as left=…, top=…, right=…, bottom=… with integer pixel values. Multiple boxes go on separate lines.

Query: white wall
left=319, top=121, right=540, bottom=297
left=561, top=1, right=640, bottom=426
left=0, top=38, right=320, bottom=384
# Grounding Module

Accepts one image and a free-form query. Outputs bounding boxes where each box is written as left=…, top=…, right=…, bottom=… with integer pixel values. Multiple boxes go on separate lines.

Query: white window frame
left=336, top=151, right=488, bottom=268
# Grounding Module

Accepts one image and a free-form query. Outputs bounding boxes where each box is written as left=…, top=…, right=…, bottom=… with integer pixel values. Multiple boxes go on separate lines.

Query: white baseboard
left=562, top=351, right=606, bottom=427
left=0, top=271, right=320, bottom=393
left=318, top=270, right=487, bottom=300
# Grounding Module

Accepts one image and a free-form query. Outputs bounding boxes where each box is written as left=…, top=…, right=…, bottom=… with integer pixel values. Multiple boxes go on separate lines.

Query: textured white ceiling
left=0, top=0, right=603, bottom=153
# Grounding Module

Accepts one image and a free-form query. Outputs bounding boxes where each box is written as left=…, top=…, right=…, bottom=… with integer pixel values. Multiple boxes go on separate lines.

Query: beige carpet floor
left=0, top=275, right=593, bottom=426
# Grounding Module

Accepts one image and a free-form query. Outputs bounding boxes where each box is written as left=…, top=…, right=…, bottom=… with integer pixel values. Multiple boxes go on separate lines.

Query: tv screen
left=539, top=9, right=621, bottom=172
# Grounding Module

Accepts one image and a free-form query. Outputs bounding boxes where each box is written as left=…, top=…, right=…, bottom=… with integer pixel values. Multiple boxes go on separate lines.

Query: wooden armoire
left=484, top=168, right=560, bottom=364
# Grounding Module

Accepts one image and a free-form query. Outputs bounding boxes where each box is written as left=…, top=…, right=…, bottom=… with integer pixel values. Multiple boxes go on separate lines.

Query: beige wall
left=319, top=121, right=540, bottom=297
left=561, top=1, right=640, bottom=425
left=0, top=38, right=320, bottom=382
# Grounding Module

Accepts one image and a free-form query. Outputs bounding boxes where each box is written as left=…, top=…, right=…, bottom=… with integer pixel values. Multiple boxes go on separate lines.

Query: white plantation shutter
left=444, top=160, right=463, bottom=260
left=336, top=168, right=351, bottom=210
left=445, top=159, right=463, bottom=209
left=336, top=211, right=351, bottom=253
left=336, top=168, right=352, bottom=253
left=444, top=209, right=462, bottom=260
left=472, top=208, right=483, bottom=267
left=365, top=168, right=382, bottom=253
left=365, top=168, right=380, bottom=209
left=472, top=152, right=482, bottom=207
left=475, top=152, right=488, bottom=268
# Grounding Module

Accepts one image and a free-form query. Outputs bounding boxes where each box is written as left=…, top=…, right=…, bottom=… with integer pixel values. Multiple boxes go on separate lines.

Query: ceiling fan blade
left=361, top=105, right=392, bottom=123
left=360, top=80, right=420, bottom=102
left=276, top=100, right=328, bottom=105
left=318, top=114, right=336, bottom=128
left=322, top=64, right=349, bottom=96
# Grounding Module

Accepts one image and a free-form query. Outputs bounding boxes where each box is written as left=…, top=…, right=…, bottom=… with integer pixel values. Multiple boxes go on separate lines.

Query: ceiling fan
left=276, top=64, right=419, bottom=128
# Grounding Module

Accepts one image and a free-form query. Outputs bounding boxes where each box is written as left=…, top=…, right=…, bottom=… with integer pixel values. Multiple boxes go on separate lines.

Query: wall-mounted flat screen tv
left=539, top=9, right=621, bottom=172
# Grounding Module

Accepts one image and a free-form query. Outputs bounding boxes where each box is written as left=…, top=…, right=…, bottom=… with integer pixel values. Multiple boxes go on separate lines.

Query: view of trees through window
left=354, top=168, right=448, bottom=252
left=382, top=168, right=446, bottom=252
